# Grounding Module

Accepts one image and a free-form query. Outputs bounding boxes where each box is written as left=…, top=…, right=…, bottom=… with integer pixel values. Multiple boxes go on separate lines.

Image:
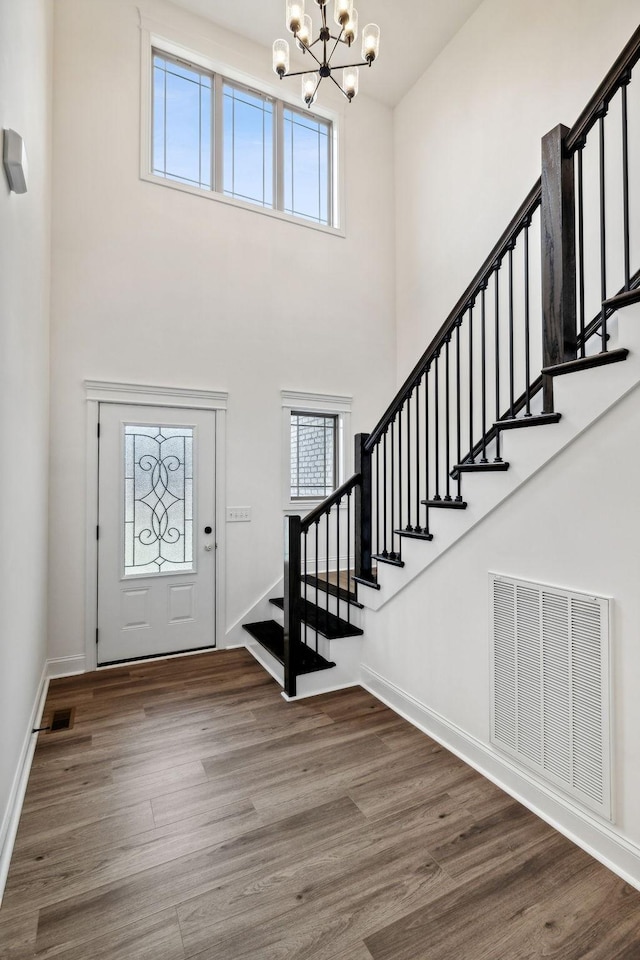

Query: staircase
left=244, top=24, right=640, bottom=699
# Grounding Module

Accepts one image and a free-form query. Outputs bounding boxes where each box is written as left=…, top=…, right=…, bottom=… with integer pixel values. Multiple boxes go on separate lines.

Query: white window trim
left=281, top=390, right=352, bottom=513
left=139, top=22, right=346, bottom=237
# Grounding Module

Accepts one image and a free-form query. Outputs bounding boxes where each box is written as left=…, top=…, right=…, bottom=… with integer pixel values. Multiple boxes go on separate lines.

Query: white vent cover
left=490, top=574, right=611, bottom=820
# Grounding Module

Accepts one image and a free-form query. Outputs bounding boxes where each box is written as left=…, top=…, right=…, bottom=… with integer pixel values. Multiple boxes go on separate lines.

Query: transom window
left=290, top=412, right=337, bottom=500
left=151, top=50, right=333, bottom=228
left=153, top=55, right=212, bottom=189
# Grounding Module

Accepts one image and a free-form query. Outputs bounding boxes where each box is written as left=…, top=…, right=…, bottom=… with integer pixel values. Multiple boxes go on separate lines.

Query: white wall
left=394, top=0, right=640, bottom=380
left=0, top=0, right=52, bottom=866
left=48, top=0, right=396, bottom=662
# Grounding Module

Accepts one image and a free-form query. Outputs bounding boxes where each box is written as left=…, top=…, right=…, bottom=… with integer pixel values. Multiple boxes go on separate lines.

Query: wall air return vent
left=490, top=574, right=611, bottom=820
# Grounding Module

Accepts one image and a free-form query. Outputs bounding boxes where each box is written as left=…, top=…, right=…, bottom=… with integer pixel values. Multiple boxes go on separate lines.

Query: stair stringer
left=360, top=302, right=640, bottom=612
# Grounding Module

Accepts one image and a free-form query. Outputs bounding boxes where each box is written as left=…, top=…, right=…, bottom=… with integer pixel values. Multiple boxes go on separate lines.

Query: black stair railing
left=284, top=473, right=361, bottom=697
left=359, top=179, right=544, bottom=572
left=562, top=25, right=640, bottom=358
left=282, top=24, right=640, bottom=698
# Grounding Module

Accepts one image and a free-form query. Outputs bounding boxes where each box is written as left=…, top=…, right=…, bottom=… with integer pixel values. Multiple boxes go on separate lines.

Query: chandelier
left=272, top=0, right=380, bottom=107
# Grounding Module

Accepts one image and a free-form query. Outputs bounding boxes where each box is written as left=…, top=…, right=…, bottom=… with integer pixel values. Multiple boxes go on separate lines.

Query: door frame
left=84, top=380, right=228, bottom=672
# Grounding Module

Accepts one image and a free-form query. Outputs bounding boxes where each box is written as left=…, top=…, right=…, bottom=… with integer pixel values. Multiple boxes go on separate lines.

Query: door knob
left=204, top=544, right=213, bottom=552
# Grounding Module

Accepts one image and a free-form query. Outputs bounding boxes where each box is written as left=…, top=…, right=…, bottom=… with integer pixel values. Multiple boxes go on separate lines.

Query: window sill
left=140, top=171, right=346, bottom=239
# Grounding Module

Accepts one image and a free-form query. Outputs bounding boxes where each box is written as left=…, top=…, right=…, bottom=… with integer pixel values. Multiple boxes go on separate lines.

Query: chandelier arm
left=282, top=67, right=324, bottom=78
left=331, top=59, right=371, bottom=69
left=301, top=44, right=324, bottom=68
left=327, top=27, right=344, bottom=66
left=328, top=71, right=350, bottom=101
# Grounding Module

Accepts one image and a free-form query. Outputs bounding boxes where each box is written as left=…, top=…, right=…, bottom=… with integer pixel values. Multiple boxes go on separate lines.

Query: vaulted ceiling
left=168, top=0, right=485, bottom=106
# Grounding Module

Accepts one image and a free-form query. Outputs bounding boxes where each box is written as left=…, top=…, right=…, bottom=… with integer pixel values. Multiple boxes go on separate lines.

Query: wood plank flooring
left=2, top=648, right=640, bottom=959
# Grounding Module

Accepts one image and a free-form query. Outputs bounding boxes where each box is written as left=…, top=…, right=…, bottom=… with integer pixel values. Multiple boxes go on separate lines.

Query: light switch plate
left=226, top=506, right=251, bottom=522
left=3, top=129, right=28, bottom=194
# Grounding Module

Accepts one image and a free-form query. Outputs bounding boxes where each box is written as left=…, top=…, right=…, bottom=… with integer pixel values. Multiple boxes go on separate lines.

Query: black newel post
left=283, top=515, right=301, bottom=699
left=541, top=123, right=577, bottom=412
left=354, top=433, right=373, bottom=584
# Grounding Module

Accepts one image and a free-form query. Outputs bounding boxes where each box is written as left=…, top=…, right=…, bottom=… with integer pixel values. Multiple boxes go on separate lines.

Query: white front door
left=97, top=403, right=216, bottom=665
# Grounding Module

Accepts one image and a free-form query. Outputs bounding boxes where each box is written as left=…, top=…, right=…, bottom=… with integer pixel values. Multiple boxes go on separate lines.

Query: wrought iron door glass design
left=124, top=425, right=194, bottom=576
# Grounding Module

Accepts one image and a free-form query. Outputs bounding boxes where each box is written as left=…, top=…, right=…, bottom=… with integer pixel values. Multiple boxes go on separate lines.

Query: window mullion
left=327, top=123, right=333, bottom=228
left=213, top=75, right=224, bottom=193
left=275, top=99, right=284, bottom=213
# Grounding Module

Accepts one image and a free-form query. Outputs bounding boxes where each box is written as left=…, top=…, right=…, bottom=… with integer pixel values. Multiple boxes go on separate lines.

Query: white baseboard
left=281, top=680, right=359, bottom=702
left=361, top=664, right=640, bottom=892
left=47, top=655, right=86, bottom=679
left=0, top=664, right=49, bottom=906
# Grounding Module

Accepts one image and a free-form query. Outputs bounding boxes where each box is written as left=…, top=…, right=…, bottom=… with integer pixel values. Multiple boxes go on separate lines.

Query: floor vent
left=48, top=707, right=76, bottom=732
left=490, top=574, right=611, bottom=820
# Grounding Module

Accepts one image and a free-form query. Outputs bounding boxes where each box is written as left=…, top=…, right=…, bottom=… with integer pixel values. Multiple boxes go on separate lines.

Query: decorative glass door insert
left=124, top=424, right=194, bottom=576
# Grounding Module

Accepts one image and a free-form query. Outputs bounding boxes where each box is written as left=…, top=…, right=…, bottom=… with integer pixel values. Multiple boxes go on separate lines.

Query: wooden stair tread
left=603, top=287, right=640, bottom=311
left=451, top=461, right=509, bottom=479
left=301, top=573, right=364, bottom=609
left=394, top=528, right=434, bottom=541
left=353, top=574, right=381, bottom=591
left=269, top=598, right=363, bottom=640
left=422, top=498, right=467, bottom=509
left=242, top=620, right=335, bottom=674
left=495, top=412, right=562, bottom=430
left=541, top=348, right=629, bottom=377
left=372, top=553, right=405, bottom=568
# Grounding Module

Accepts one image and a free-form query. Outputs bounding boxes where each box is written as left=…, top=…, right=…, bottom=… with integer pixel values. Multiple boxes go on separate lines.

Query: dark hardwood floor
left=1, top=648, right=639, bottom=959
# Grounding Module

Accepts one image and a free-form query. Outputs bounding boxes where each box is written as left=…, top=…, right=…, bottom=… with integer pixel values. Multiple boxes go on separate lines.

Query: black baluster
left=434, top=352, right=441, bottom=500
left=390, top=418, right=396, bottom=559
left=415, top=379, right=422, bottom=533
left=406, top=397, right=412, bottom=530
left=303, top=529, right=308, bottom=651
left=455, top=320, right=463, bottom=499
left=598, top=106, right=608, bottom=350
left=468, top=303, right=475, bottom=462
left=577, top=145, right=586, bottom=358
left=508, top=241, right=515, bottom=418
left=444, top=335, right=452, bottom=499
left=336, top=499, right=340, bottom=623
left=325, top=510, right=330, bottom=637
left=315, top=518, right=319, bottom=618
left=524, top=219, right=532, bottom=415
left=346, top=490, right=351, bottom=623
left=494, top=264, right=503, bottom=462
left=382, top=431, right=388, bottom=557
left=480, top=283, right=488, bottom=457
left=375, top=442, right=380, bottom=557
left=424, top=362, right=431, bottom=514
left=621, top=73, right=631, bottom=291
left=398, top=407, right=403, bottom=535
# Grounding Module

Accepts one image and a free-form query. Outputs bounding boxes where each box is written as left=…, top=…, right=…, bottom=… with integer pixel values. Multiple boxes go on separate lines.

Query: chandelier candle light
left=273, top=0, right=380, bottom=106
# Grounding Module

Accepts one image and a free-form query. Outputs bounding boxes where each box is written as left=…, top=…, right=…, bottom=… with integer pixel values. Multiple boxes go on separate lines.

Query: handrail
left=365, top=179, right=542, bottom=452
left=566, top=24, right=640, bottom=154
left=300, top=473, right=361, bottom=530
